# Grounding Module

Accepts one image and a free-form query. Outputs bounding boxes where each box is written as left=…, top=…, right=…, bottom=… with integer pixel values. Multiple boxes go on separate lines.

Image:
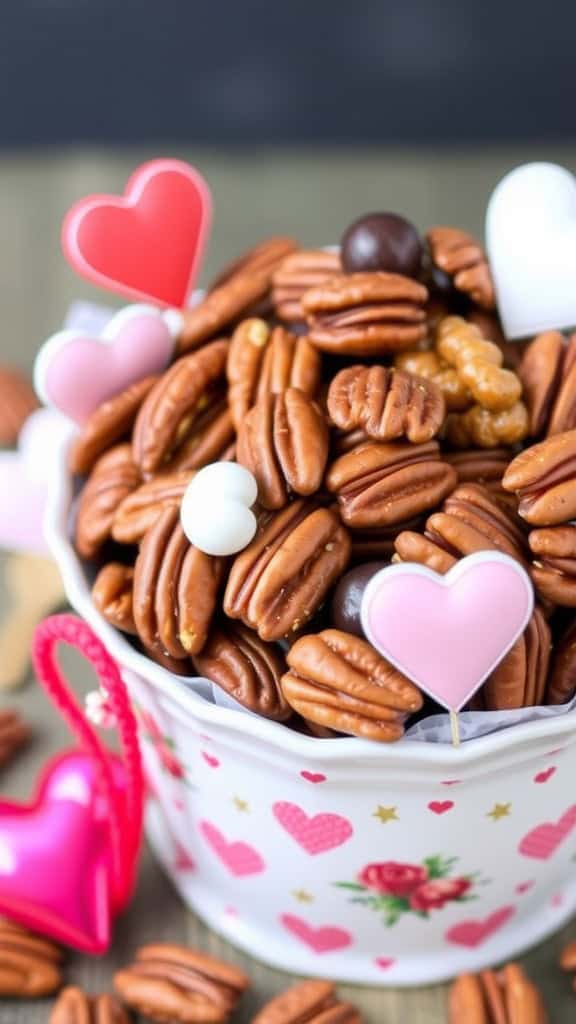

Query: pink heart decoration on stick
left=361, top=551, right=534, bottom=712
left=34, top=304, right=177, bottom=426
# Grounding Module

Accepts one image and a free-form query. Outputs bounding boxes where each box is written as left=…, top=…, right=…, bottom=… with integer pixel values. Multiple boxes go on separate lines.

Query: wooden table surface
left=1, top=147, right=576, bottom=1022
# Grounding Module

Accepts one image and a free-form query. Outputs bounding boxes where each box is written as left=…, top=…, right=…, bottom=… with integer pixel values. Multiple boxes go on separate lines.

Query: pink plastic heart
left=34, top=304, right=176, bottom=426
left=61, top=158, right=211, bottom=307
left=361, top=551, right=534, bottom=712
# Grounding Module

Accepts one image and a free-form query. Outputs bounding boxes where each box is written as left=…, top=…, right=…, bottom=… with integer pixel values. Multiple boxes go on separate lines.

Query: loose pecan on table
left=426, top=226, right=496, bottom=311
left=502, top=428, right=576, bottom=525
left=327, top=364, right=445, bottom=444
left=448, top=962, right=547, bottom=1023
left=0, top=708, right=31, bottom=769
left=529, top=525, right=576, bottom=607
left=0, top=366, right=39, bottom=445
left=224, top=501, right=350, bottom=641
left=0, top=918, right=63, bottom=997
left=236, top=388, right=329, bottom=509
left=519, top=331, right=576, bottom=438
left=50, top=986, right=129, bottom=1023
left=302, top=271, right=428, bottom=356
left=74, top=444, right=140, bottom=560
left=69, top=375, right=158, bottom=476
left=281, top=629, right=423, bottom=742
left=113, top=469, right=194, bottom=544
left=253, top=979, right=362, bottom=1024
left=325, top=440, right=457, bottom=529
left=92, top=563, right=137, bottom=635
left=114, top=943, right=249, bottom=1023
left=272, top=249, right=341, bottom=322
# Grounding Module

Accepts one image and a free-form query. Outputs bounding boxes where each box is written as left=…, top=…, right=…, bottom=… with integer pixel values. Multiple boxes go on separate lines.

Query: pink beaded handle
left=32, top=614, right=143, bottom=907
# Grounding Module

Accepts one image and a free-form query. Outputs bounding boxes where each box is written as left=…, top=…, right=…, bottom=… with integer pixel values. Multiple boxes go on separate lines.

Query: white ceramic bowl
left=47, top=436, right=576, bottom=985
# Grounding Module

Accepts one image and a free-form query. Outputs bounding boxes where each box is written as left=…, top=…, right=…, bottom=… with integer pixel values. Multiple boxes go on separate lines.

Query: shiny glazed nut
left=209, top=235, right=298, bottom=291
left=224, top=501, right=351, bottom=641
left=445, top=402, right=529, bottom=449
left=502, top=429, right=576, bottom=525
left=546, top=620, right=576, bottom=704
left=0, top=708, right=31, bottom=769
left=0, top=919, right=63, bottom=997
left=74, top=444, right=140, bottom=560
left=253, top=979, right=362, bottom=1024
left=132, top=340, right=229, bottom=475
left=0, top=366, right=39, bottom=445
left=134, top=506, right=225, bottom=658
left=302, top=271, right=428, bottom=356
left=327, top=365, right=445, bottom=444
left=281, top=629, right=423, bottom=742
left=272, top=249, right=341, bottom=322
left=114, top=942, right=249, bottom=1024
left=50, top=986, right=130, bottom=1023
left=437, top=317, right=522, bottom=413
left=159, top=393, right=235, bottom=476
left=92, top=563, right=137, bottom=634
left=326, top=441, right=457, bottom=528
left=449, top=963, right=548, bottom=1023
left=192, top=621, right=291, bottom=720
left=529, top=525, right=576, bottom=606
left=395, top=349, right=471, bottom=412
left=427, top=226, right=496, bottom=310
left=236, top=388, right=329, bottom=509
left=113, top=469, right=194, bottom=543
left=480, top=607, right=550, bottom=710
left=545, top=334, right=576, bottom=436
left=177, top=264, right=282, bottom=355
left=69, top=375, right=158, bottom=476
left=518, top=331, right=566, bottom=437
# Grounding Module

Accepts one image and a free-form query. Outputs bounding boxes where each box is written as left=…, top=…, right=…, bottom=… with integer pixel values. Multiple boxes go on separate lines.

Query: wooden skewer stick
left=449, top=708, right=461, bottom=749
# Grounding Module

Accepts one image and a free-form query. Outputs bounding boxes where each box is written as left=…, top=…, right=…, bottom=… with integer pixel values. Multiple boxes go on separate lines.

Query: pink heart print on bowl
left=280, top=914, right=353, bottom=954
left=61, top=158, right=211, bottom=307
left=199, top=821, right=265, bottom=877
left=518, top=805, right=576, bottom=861
left=361, top=551, right=534, bottom=712
left=34, top=304, right=177, bottom=426
left=445, top=906, right=516, bottom=948
left=273, top=802, right=353, bottom=855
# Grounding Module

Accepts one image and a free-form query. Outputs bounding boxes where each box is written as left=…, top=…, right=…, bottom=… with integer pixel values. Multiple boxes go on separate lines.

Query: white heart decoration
left=486, top=162, right=576, bottom=340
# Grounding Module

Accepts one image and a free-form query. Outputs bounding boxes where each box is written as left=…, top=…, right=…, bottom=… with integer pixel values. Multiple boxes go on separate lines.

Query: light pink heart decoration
left=361, top=552, right=534, bottom=711
left=445, top=906, right=515, bottom=948
left=199, top=821, right=265, bottom=877
left=280, top=914, right=352, bottom=954
left=272, top=802, right=353, bottom=855
left=34, top=304, right=178, bottom=426
left=518, top=805, right=576, bottom=860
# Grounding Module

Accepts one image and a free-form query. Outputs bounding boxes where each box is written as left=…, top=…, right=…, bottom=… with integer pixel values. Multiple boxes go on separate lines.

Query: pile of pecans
left=69, top=212, right=576, bottom=741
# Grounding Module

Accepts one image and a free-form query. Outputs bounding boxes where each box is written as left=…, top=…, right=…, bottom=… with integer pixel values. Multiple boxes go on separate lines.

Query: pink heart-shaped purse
left=0, top=614, right=143, bottom=953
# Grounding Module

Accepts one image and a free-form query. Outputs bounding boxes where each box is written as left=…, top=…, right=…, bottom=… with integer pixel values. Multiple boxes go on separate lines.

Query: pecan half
left=209, top=235, right=298, bottom=291
left=449, top=963, right=547, bottom=1023
left=395, top=348, right=471, bottom=412
left=546, top=620, right=576, bottom=704
left=518, top=330, right=566, bottom=437
left=0, top=708, right=31, bottom=769
left=92, top=563, right=137, bottom=634
left=192, top=621, right=290, bottom=720
left=74, top=444, right=140, bottom=559
left=224, top=501, right=350, bottom=641
left=529, top=525, right=576, bottom=606
left=113, top=470, right=194, bottom=543
left=502, top=429, right=576, bottom=525
left=302, top=271, right=428, bottom=356
left=134, top=506, right=224, bottom=658
left=227, top=321, right=321, bottom=431
left=327, top=365, right=445, bottom=444
left=0, top=366, right=39, bottom=445
left=326, top=441, right=457, bottom=528
left=50, top=986, right=129, bottom=1023
left=253, top=979, right=362, bottom=1024
left=480, top=607, right=550, bottom=710
left=237, top=388, right=329, bottom=509
left=69, top=375, right=158, bottom=476
left=282, top=629, right=423, bottom=742
left=445, top=449, right=511, bottom=492
left=427, top=226, right=496, bottom=310
left=272, top=249, right=341, bottom=322
left=132, top=340, right=229, bottom=475
left=114, top=943, right=249, bottom=1023
left=0, top=918, right=63, bottom=997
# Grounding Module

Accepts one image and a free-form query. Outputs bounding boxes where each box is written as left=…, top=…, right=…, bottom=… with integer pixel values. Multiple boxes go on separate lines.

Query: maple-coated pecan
left=113, top=469, right=194, bottom=543
left=427, top=226, right=496, bottom=310
left=325, top=441, right=457, bottom=529
left=0, top=708, right=31, bottom=769
left=92, top=563, right=137, bottom=634
left=69, top=375, right=158, bottom=476
left=281, top=629, right=423, bottom=742
left=0, top=918, right=63, bottom=997
left=519, top=331, right=576, bottom=438
left=253, top=979, right=362, bottom=1024
left=445, top=402, right=529, bottom=449
left=272, top=249, right=341, bottom=322
left=192, top=620, right=291, bottom=720
left=114, top=943, right=249, bottom=1023
left=50, top=986, right=130, bottom=1024
left=224, top=501, right=350, bottom=641
left=545, top=620, right=576, bottom=704
left=327, top=365, right=445, bottom=444
left=479, top=607, right=550, bottom=710
left=237, top=388, right=329, bottom=509
left=0, top=366, right=39, bottom=445
left=134, top=506, right=225, bottom=658
left=209, top=235, right=298, bottom=291
left=74, top=444, right=140, bottom=560
left=395, top=349, right=471, bottom=412
left=302, top=271, right=428, bottom=356
left=132, top=340, right=230, bottom=475
left=529, top=525, right=576, bottom=606
left=437, top=316, right=522, bottom=413
left=502, top=429, right=576, bottom=525
left=227, top=321, right=321, bottom=431
left=449, top=962, right=547, bottom=1023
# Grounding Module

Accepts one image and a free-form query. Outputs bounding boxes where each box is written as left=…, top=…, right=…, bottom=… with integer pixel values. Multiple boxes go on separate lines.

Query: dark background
left=1, top=0, right=574, bottom=146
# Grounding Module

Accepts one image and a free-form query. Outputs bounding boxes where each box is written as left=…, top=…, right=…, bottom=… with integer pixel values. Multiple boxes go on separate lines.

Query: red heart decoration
left=62, top=159, right=211, bottom=307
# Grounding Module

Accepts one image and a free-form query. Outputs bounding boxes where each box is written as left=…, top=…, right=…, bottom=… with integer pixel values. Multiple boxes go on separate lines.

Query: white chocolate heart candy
left=180, top=462, right=258, bottom=556
left=486, top=162, right=576, bottom=339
